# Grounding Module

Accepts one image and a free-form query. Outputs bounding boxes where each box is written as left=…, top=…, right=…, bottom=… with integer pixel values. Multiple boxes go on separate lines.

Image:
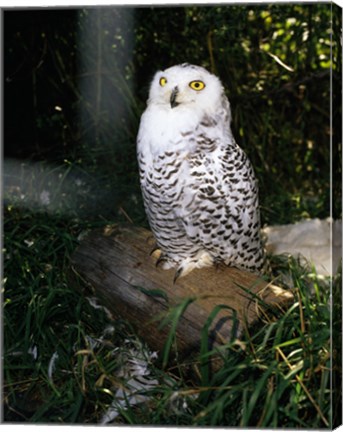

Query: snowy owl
left=137, top=63, right=265, bottom=280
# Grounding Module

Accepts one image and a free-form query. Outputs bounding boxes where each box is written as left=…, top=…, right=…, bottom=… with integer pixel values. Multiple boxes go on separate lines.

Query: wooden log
left=70, top=224, right=293, bottom=363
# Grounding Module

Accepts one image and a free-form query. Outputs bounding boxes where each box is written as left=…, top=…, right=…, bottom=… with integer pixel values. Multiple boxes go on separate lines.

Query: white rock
left=263, top=219, right=342, bottom=276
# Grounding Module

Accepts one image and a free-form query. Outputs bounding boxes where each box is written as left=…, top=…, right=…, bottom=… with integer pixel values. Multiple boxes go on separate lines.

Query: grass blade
left=159, top=297, right=196, bottom=369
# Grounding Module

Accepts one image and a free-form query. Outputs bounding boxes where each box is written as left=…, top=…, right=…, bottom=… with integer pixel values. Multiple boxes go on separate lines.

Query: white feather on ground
left=99, top=340, right=158, bottom=425
left=263, top=218, right=342, bottom=276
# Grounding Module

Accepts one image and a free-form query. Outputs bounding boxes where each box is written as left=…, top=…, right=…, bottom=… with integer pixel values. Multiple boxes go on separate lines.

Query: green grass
left=3, top=204, right=338, bottom=427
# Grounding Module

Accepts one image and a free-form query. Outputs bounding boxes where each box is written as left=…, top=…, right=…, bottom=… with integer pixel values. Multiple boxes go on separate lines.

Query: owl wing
left=179, top=142, right=264, bottom=271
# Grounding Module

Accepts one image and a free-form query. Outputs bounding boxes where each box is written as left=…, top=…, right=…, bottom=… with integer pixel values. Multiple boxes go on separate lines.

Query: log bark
left=70, top=224, right=293, bottom=363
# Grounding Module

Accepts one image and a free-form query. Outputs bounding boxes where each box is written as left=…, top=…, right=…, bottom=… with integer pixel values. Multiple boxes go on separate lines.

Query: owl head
left=147, top=63, right=230, bottom=118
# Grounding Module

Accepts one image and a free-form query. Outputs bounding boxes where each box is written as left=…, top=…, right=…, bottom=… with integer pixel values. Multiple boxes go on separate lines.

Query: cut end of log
left=70, top=224, right=294, bottom=364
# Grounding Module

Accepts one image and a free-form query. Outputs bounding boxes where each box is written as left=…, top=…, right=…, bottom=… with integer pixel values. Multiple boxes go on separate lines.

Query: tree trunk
left=70, top=224, right=293, bottom=364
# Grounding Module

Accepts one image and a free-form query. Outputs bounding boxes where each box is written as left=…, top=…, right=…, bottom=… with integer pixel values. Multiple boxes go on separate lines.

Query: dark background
left=3, top=4, right=342, bottom=224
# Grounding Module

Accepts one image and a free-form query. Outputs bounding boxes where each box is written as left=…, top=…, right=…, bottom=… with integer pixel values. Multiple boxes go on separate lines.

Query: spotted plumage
left=137, top=63, right=265, bottom=279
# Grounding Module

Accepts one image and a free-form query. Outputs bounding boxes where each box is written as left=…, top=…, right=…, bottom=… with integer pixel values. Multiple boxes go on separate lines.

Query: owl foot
left=214, top=260, right=227, bottom=272
left=174, top=251, right=214, bottom=283
left=155, top=254, right=175, bottom=270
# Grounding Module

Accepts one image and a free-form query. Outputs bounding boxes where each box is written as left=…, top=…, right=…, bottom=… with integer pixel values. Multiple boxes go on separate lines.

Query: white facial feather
left=138, top=64, right=232, bottom=156
left=149, top=64, right=224, bottom=111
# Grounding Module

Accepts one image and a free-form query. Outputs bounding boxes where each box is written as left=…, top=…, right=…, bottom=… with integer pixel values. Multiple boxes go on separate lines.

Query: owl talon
left=173, top=265, right=193, bottom=283
left=214, top=260, right=226, bottom=272
left=173, top=267, right=183, bottom=284
left=173, top=264, right=194, bottom=283
left=150, top=245, right=161, bottom=257
left=155, top=255, right=167, bottom=268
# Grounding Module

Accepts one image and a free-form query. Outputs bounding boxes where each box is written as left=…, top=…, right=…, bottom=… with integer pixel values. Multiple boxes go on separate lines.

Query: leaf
left=199, top=304, right=239, bottom=388
left=133, top=285, right=169, bottom=302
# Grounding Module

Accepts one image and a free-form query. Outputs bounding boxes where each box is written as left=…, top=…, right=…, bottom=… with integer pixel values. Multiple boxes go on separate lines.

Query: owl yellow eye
left=159, top=77, right=167, bottom=87
left=189, top=80, right=205, bottom=91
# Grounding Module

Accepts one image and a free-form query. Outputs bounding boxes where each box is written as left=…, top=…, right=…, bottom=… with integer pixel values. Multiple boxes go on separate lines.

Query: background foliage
left=3, top=3, right=342, bottom=427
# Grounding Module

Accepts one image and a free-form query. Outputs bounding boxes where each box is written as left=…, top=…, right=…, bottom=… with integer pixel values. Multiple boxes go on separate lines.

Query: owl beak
left=170, top=87, right=179, bottom=108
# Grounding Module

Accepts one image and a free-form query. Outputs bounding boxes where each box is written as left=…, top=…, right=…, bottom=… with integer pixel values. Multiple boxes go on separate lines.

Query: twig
left=119, top=206, right=134, bottom=224
left=207, top=30, right=216, bottom=74
left=296, top=288, right=306, bottom=334
left=265, top=51, right=294, bottom=72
